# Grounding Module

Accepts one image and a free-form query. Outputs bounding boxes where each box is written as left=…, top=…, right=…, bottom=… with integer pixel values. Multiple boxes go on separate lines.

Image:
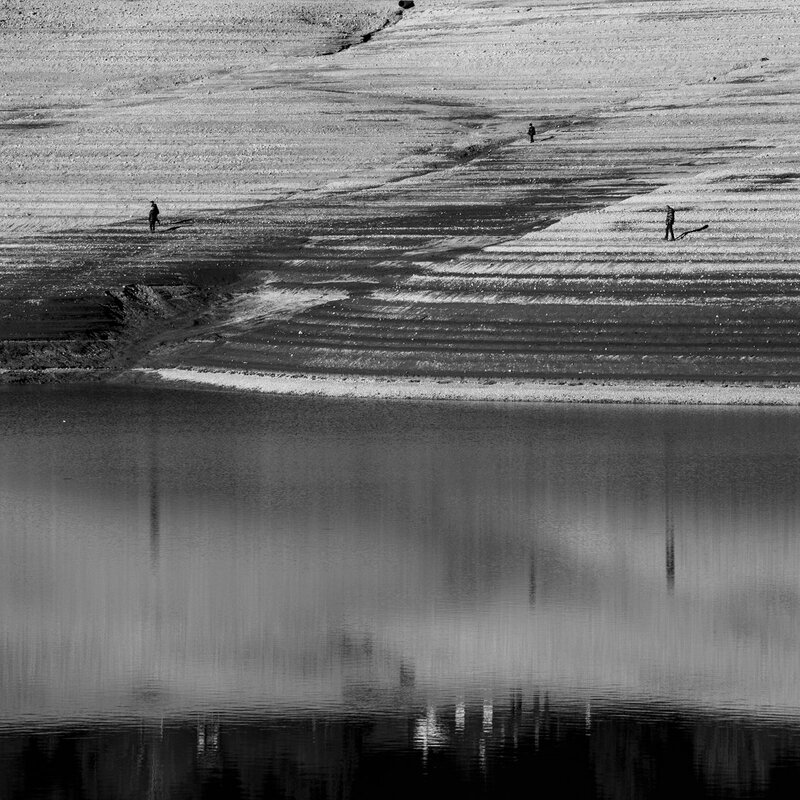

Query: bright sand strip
left=136, top=367, right=800, bottom=405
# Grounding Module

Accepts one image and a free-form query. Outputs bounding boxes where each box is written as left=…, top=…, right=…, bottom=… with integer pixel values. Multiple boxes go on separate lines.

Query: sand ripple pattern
left=4, top=1, right=800, bottom=384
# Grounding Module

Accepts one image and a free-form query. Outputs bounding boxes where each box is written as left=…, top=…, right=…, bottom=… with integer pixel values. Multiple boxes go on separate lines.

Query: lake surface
left=2, top=385, right=800, bottom=798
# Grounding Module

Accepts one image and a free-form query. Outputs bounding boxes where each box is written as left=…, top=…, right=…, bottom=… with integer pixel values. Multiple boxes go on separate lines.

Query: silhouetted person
left=664, top=205, right=675, bottom=240
left=148, top=201, right=160, bottom=232
left=527, top=123, right=536, bottom=143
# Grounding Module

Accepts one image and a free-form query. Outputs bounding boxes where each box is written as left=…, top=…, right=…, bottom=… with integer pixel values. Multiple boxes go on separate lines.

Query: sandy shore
left=5, top=1, right=800, bottom=400
left=132, top=367, right=800, bottom=405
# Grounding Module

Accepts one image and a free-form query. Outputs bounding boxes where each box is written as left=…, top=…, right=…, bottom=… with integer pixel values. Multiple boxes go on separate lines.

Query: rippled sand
left=4, top=1, right=800, bottom=399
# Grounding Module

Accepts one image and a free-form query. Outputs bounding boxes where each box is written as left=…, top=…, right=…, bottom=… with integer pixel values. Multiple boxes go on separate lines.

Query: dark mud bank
left=0, top=282, right=219, bottom=382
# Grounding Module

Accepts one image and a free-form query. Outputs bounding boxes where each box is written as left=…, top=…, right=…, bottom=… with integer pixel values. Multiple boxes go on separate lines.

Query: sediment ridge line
left=131, top=368, right=800, bottom=406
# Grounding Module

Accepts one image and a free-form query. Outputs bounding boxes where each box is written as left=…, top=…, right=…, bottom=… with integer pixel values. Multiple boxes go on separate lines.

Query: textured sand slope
left=1, top=0, right=405, bottom=235
left=4, top=0, right=800, bottom=391
left=147, top=1, right=800, bottom=387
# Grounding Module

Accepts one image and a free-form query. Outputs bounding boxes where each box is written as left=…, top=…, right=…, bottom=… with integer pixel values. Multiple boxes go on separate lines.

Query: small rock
left=398, top=1, right=414, bottom=8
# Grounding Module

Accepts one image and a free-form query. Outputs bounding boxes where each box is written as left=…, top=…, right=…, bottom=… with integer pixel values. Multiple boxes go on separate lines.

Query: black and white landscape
left=3, top=1, right=800, bottom=797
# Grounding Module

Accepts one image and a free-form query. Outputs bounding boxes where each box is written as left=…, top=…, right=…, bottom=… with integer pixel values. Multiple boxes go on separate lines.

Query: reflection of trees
left=149, top=422, right=160, bottom=569
left=665, top=429, right=675, bottom=595
left=0, top=726, right=200, bottom=800
left=692, top=723, right=776, bottom=796
left=592, top=716, right=784, bottom=800
left=1, top=708, right=799, bottom=798
left=591, top=718, right=700, bottom=800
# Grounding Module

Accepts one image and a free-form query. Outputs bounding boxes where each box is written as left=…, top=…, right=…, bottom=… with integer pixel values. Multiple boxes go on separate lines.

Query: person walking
left=527, top=123, right=536, bottom=143
left=664, top=205, right=675, bottom=241
left=148, top=200, right=161, bottom=232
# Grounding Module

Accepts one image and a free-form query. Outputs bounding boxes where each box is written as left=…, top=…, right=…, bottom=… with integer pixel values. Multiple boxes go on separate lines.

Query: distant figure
left=527, top=123, right=536, bottom=143
left=664, top=205, right=675, bottom=241
left=148, top=201, right=160, bottom=233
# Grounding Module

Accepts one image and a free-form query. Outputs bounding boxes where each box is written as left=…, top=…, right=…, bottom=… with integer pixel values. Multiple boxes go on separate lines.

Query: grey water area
left=3, top=384, right=800, bottom=798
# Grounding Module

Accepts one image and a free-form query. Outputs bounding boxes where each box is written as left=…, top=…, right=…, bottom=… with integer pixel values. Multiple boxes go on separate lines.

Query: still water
left=2, top=385, right=800, bottom=797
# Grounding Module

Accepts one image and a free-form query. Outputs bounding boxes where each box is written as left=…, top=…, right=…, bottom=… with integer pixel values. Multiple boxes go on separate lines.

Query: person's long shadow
left=161, top=218, right=195, bottom=232
left=676, top=224, right=709, bottom=240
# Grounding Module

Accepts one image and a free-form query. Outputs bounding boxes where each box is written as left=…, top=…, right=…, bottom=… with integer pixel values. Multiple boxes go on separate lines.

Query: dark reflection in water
left=2, top=385, right=800, bottom=797
left=3, top=708, right=800, bottom=799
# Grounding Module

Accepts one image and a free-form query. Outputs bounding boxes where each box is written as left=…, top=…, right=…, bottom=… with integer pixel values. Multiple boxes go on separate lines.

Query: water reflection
left=2, top=703, right=800, bottom=798
left=2, top=385, right=800, bottom=796
left=665, top=430, right=676, bottom=596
